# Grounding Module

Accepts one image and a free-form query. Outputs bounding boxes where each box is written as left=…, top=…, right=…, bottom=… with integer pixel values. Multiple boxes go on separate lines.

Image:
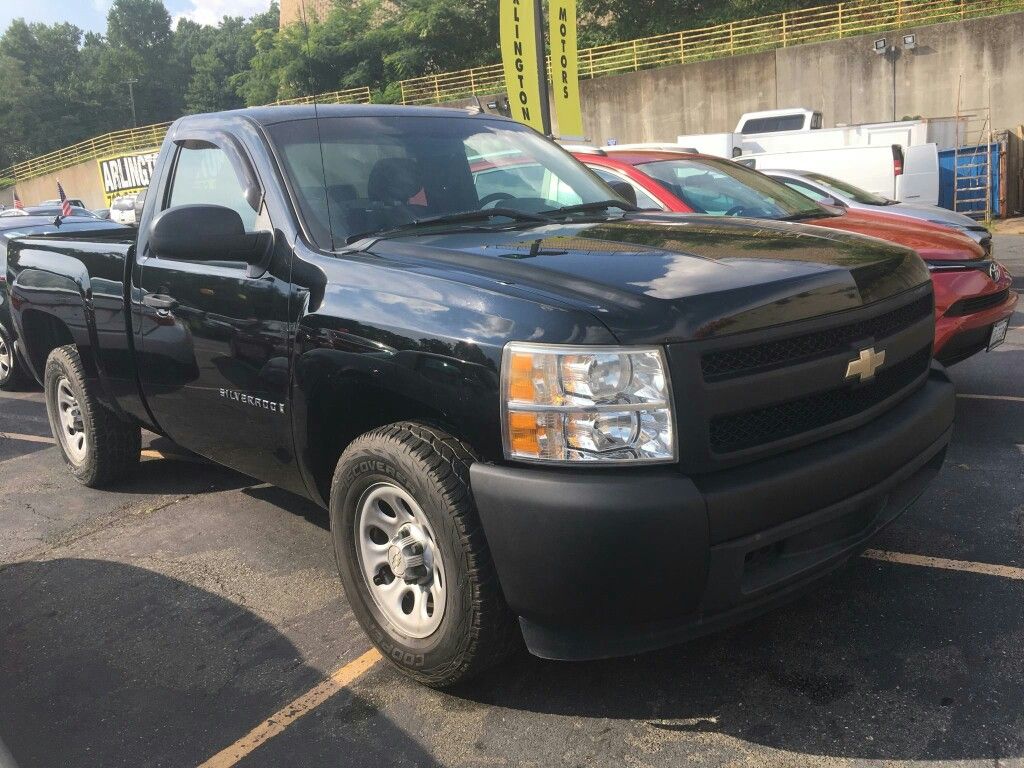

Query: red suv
left=577, top=148, right=1017, bottom=364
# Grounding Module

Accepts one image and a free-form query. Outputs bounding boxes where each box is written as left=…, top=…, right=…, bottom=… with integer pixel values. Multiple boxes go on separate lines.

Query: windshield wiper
left=345, top=208, right=552, bottom=244
left=779, top=210, right=825, bottom=222
left=543, top=199, right=638, bottom=217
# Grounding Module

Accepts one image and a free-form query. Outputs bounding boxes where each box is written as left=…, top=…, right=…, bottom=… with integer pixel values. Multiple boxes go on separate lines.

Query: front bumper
left=932, top=269, right=1018, bottom=365
left=471, top=367, right=954, bottom=661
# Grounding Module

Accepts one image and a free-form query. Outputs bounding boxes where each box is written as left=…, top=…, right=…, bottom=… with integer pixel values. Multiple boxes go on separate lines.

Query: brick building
left=279, top=0, right=335, bottom=27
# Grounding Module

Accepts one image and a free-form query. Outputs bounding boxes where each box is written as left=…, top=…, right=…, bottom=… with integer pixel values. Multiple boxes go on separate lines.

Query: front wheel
left=330, top=422, right=520, bottom=687
left=44, top=345, right=141, bottom=487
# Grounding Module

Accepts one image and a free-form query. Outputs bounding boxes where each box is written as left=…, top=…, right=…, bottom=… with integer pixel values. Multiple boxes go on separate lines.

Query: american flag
left=13, top=191, right=23, bottom=210
left=57, top=181, right=72, bottom=217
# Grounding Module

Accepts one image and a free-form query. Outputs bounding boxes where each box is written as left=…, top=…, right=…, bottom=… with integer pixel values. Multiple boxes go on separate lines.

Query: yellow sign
left=549, top=0, right=583, bottom=138
left=499, top=0, right=545, bottom=132
left=97, top=149, right=160, bottom=206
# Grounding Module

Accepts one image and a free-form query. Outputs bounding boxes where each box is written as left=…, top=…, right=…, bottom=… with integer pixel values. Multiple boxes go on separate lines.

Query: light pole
left=873, top=34, right=916, bottom=123
left=125, top=78, right=139, bottom=128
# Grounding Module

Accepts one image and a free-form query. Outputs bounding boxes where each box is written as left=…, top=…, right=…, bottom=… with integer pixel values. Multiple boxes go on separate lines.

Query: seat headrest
left=367, top=158, right=422, bottom=203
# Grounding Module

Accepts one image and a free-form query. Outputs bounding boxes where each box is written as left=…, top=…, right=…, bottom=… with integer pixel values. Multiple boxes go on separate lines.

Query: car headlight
left=501, top=342, right=676, bottom=464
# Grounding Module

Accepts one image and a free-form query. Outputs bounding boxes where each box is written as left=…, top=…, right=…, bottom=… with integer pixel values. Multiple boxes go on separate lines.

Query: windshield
left=636, top=157, right=825, bottom=220
left=266, top=115, right=620, bottom=248
left=801, top=172, right=893, bottom=206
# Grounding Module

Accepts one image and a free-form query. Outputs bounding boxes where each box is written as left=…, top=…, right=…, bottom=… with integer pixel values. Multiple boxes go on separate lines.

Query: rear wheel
left=330, top=422, right=520, bottom=687
left=0, top=325, right=27, bottom=391
left=44, top=345, right=141, bottom=487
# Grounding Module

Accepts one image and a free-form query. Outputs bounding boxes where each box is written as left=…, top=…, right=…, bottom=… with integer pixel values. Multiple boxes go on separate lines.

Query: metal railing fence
left=397, top=0, right=1024, bottom=104
left=1, top=87, right=373, bottom=185
left=4, top=0, right=1022, bottom=183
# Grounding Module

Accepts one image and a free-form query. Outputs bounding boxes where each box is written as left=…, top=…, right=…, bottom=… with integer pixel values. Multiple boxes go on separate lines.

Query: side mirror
left=607, top=180, right=638, bottom=208
left=818, top=196, right=843, bottom=208
left=150, top=205, right=266, bottom=265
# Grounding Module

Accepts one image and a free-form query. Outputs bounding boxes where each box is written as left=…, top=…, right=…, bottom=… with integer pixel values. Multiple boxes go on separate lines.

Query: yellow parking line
left=140, top=448, right=203, bottom=463
left=956, top=393, right=1024, bottom=403
left=197, top=648, right=382, bottom=768
left=862, top=549, right=1024, bottom=581
left=0, top=431, right=54, bottom=444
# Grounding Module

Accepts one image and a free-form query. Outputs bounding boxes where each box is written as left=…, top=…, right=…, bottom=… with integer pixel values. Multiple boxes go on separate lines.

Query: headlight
left=501, top=343, right=675, bottom=464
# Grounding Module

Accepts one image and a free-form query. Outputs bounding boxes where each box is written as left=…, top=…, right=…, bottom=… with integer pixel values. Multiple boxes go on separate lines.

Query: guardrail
left=4, top=0, right=1022, bottom=184
left=268, top=85, right=372, bottom=107
left=398, top=0, right=1024, bottom=105
left=0, top=87, right=373, bottom=185
left=2, top=122, right=172, bottom=185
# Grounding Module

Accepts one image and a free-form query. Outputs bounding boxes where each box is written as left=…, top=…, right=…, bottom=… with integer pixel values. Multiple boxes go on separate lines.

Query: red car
left=577, top=148, right=1018, bottom=365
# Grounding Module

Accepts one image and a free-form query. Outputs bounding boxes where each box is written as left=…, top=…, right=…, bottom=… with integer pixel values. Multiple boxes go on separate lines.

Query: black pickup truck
left=7, top=105, right=954, bottom=686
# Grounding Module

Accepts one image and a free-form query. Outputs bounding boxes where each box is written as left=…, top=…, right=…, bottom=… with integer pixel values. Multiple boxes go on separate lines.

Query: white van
left=737, top=143, right=939, bottom=205
left=109, top=195, right=137, bottom=225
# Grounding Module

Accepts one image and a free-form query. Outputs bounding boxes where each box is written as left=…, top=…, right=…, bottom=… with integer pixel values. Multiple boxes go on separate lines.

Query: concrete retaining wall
left=580, top=11, right=1024, bottom=144
left=14, top=157, right=108, bottom=211
left=13, top=11, right=1024, bottom=212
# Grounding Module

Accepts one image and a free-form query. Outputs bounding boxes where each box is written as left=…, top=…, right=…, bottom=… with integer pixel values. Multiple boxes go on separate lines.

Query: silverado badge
left=845, top=347, right=886, bottom=383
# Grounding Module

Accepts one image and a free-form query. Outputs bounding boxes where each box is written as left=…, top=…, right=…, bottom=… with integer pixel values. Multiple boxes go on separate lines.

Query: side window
left=464, top=133, right=582, bottom=208
left=589, top=166, right=665, bottom=210
left=474, top=165, right=545, bottom=200
left=740, top=115, right=806, bottom=134
left=168, top=146, right=258, bottom=230
left=783, top=179, right=832, bottom=203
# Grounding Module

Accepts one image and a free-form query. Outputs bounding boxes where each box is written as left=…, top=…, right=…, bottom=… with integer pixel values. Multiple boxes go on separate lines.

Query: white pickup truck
left=737, top=143, right=940, bottom=205
left=676, top=108, right=941, bottom=205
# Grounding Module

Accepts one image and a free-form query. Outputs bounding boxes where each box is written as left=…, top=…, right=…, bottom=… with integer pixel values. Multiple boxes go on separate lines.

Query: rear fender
left=9, top=245, right=107, bottom=401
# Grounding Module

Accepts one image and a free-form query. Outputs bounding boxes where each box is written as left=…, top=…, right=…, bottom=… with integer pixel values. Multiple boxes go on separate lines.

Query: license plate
left=988, top=318, right=1009, bottom=351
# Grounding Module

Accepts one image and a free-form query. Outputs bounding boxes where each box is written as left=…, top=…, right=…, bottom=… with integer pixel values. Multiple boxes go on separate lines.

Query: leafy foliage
left=0, top=0, right=819, bottom=168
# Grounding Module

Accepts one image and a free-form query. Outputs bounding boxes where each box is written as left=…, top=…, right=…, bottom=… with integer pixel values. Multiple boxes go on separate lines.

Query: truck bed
left=6, top=230, right=144, bottom=425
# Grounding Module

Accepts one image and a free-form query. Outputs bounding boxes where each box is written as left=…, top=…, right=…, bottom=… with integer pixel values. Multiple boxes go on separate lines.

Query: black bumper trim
left=471, top=369, right=954, bottom=661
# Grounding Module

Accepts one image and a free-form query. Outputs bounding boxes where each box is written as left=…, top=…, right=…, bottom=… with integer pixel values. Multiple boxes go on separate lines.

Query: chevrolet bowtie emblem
left=845, top=347, right=886, bottom=383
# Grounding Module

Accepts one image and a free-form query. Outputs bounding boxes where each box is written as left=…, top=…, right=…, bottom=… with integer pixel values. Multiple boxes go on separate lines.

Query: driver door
left=134, top=138, right=299, bottom=490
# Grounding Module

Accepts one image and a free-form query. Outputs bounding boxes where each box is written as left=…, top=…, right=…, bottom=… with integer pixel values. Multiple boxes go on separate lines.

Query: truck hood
left=368, top=214, right=930, bottom=343
left=810, top=208, right=985, bottom=262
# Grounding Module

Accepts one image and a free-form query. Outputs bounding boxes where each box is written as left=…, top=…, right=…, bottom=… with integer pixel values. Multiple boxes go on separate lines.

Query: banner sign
left=549, top=0, right=583, bottom=139
left=97, top=150, right=160, bottom=206
left=499, top=0, right=545, bottom=132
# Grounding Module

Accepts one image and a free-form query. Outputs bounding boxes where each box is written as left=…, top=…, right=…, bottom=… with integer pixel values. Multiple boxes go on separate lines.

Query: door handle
left=143, top=294, right=178, bottom=311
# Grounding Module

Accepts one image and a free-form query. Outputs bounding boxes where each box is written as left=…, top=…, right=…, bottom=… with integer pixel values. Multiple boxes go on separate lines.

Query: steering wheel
left=724, top=205, right=747, bottom=217
left=479, top=192, right=515, bottom=208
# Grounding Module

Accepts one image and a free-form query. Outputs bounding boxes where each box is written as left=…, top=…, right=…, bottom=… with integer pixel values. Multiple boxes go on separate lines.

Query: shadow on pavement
left=0, top=558, right=436, bottom=768
left=99, top=456, right=253, bottom=496
left=242, top=483, right=330, bottom=531
left=457, top=561, right=1024, bottom=762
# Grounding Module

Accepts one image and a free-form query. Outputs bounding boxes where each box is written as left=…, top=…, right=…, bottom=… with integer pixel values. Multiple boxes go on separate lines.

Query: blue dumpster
left=938, top=144, right=1000, bottom=217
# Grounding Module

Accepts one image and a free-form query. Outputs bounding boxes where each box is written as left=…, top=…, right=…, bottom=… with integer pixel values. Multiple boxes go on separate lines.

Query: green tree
left=99, top=0, right=183, bottom=125
left=0, top=20, right=94, bottom=163
left=184, top=4, right=280, bottom=113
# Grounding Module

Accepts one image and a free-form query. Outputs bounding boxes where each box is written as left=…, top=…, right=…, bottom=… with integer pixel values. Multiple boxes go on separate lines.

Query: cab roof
left=178, top=104, right=512, bottom=128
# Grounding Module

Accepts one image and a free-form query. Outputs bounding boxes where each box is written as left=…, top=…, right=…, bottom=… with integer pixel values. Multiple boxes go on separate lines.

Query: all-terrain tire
left=44, top=345, right=141, bottom=487
left=330, top=421, right=521, bottom=687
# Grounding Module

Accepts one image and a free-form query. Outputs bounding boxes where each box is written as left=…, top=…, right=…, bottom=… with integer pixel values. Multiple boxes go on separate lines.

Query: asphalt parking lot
left=1, top=236, right=1023, bottom=768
